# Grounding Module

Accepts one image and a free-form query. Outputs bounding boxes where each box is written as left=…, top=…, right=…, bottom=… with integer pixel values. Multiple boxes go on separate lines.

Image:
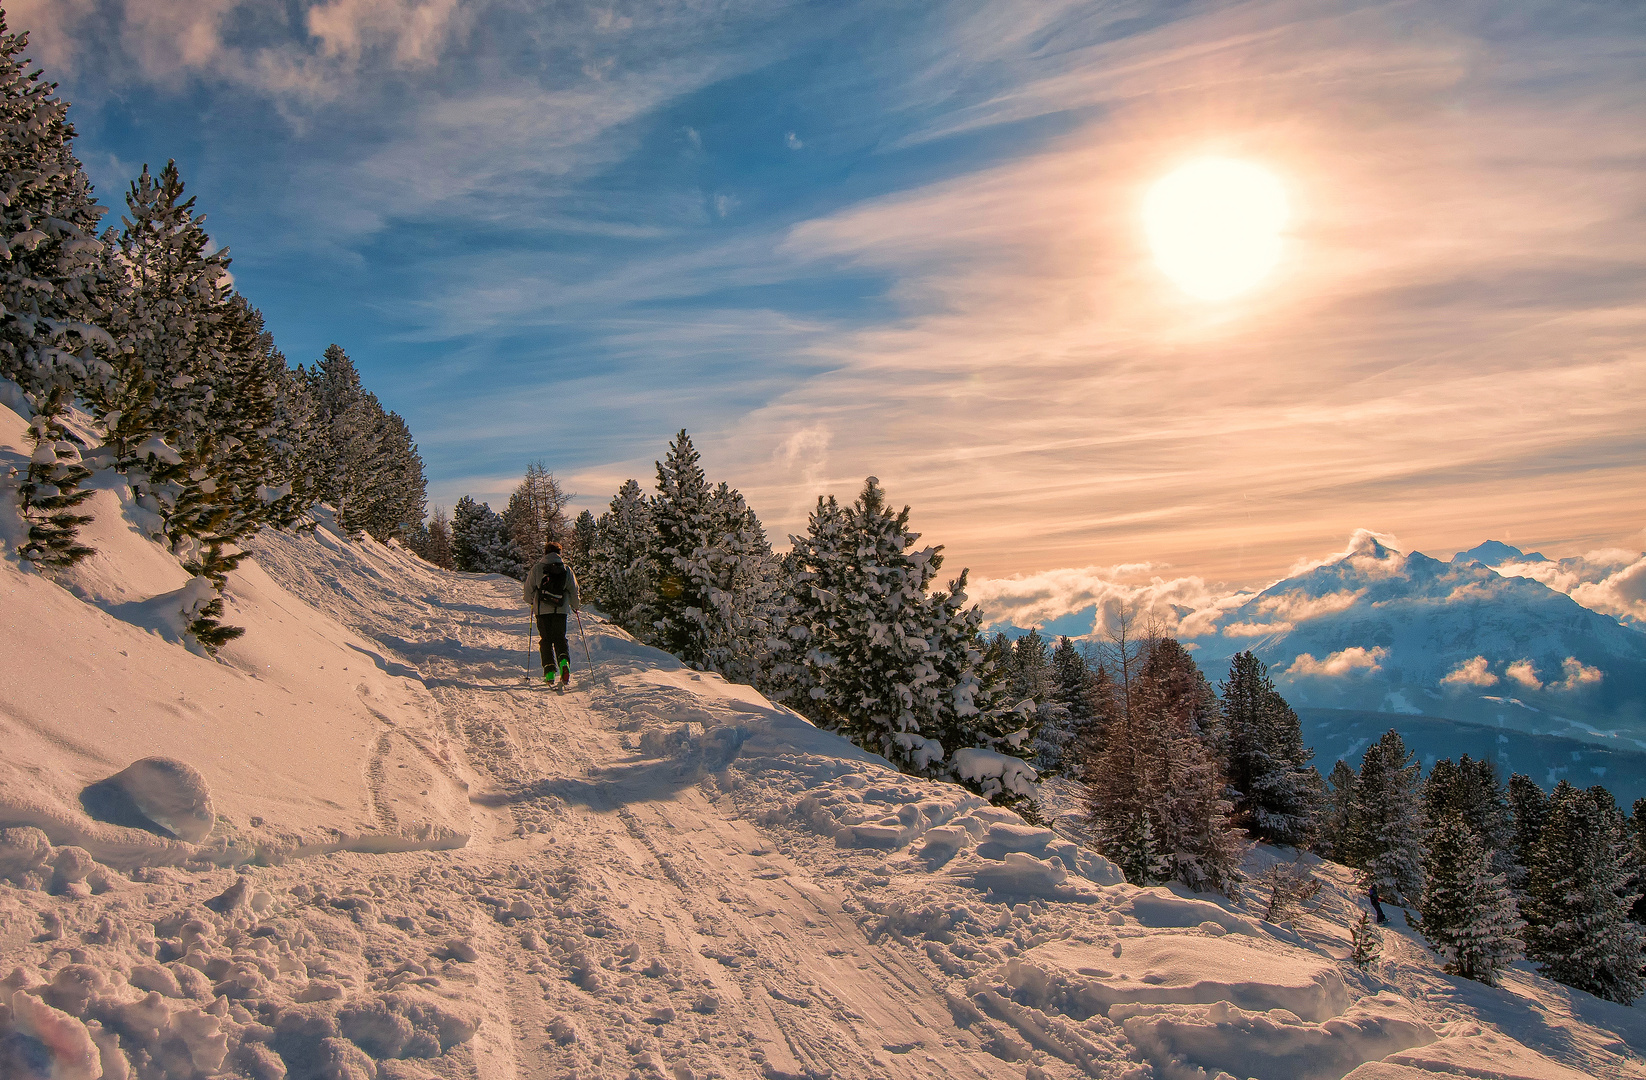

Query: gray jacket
left=524, top=555, right=581, bottom=616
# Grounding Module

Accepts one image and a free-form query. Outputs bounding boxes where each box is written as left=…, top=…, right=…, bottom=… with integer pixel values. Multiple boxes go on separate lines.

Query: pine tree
left=0, top=15, right=112, bottom=568
left=1349, top=911, right=1382, bottom=967
left=1049, top=636, right=1099, bottom=776
left=1630, top=798, right=1646, bottom=925
left=570, top=508, right=597, bottom=579
left=1220, top=651, right=1318, bottom=845
left=1507, top=773, right=1548, bottom=899
left=1524, top=782, right=1645, bottom=1004
left=1351, top=730, right=1427, bottom=904
left=1420, top=812, right=1524, bottom=986
left=1011, top=629, right=1065, bottom=770
left=784, top=477, right=1021, bottom=801
left=647, top=432, right=781, bottom=679
left=450, top=496, right=517, bottom=575
left=1426, top=755, right=1515, bottom=881
left=650, top=430, right=719, bottom=663
left=589, top=479, right=655, bottom=634
left=1134, top=638, right=1248, bottom=894
left=1318, top=759, right=1357, bottom=862
left=296, top=344, right=425, bottom=545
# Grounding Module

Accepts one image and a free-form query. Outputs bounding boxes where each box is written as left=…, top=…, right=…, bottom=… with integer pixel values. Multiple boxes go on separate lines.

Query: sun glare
left=1144, top=158, right=1288, bottom=301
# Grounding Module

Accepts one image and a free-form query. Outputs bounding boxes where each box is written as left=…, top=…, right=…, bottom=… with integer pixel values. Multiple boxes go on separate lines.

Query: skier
left=1368, top=881, right=1388, bottom=925
left=525, top=540, right=581, bottom=687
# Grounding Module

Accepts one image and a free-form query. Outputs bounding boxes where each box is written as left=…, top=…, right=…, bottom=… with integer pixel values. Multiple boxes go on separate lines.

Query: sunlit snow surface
left=2, top=401, right=1645, bottom=1079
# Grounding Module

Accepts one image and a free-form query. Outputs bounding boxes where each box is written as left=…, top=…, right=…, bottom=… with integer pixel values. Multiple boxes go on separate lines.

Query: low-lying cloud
left=1284, top=646, right=1387, bottom=678
left=1441, top=655, right=1497, bottom=688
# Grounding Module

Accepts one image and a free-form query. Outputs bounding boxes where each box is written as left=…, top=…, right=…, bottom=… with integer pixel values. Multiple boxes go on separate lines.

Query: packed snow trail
left=3, top=455, right=1646, bottom=1080
left=243, top=525, right=1078, bottom=1078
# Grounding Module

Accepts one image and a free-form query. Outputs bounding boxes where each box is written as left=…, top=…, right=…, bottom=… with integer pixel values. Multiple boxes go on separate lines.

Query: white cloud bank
left=1441, top=655, right=1497, bottom=688
left=1284, top=646, right=1387, bottom=678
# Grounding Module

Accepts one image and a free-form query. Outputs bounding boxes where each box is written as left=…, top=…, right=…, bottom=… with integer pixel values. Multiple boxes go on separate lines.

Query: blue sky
left=18, top=0, right=1646, bottom=625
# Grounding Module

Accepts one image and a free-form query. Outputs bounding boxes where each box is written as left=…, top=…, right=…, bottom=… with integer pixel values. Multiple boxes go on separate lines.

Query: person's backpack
left=537, top=561, right=569, bottom=608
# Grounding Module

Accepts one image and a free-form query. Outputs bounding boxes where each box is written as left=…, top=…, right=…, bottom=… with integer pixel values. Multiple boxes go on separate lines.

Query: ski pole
left=527, top=613, right=535, bottom=683
left=575, top=609, right=593, bottom=674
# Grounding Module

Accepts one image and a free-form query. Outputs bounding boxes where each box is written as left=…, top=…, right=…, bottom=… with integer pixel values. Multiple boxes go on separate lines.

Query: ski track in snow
left=3, top=471, right=1646, bottom=1079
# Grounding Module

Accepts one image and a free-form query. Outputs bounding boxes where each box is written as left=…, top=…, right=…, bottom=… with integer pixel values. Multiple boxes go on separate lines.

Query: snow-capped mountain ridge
left=1188, top=533, right=1646, bottom=746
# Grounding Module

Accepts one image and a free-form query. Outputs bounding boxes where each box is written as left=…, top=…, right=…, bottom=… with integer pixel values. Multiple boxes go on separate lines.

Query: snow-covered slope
left=3, top=417, right=1645, bottom=1079
left=1186, top=532, right=1646, bottom=749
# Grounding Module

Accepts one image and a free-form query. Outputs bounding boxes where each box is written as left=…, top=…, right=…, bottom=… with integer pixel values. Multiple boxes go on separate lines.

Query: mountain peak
left=1453, top=540, right=1548, bottom=567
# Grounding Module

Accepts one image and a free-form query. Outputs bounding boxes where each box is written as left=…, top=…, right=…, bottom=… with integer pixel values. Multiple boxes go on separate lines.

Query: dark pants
left=538, top=613, right=570, bottom=675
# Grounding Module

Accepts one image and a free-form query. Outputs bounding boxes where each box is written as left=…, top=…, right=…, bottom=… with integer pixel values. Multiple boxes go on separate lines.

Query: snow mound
left=1019, top=933, right=1351, bottom=1021
left=80, top=757, right=215, bottom=843
left=1116, top=994, right=1435, bottom=1080
left=1351, top=1033, right=1597, bottom=1079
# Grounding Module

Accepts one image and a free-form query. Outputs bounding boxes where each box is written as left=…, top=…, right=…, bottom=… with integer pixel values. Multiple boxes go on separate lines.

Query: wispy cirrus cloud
left=10, top=0, right=474, bottom=99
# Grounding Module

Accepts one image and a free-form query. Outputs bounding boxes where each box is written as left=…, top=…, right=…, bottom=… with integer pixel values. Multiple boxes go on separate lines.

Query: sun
left=1144, top=158, right=1288, bottom=301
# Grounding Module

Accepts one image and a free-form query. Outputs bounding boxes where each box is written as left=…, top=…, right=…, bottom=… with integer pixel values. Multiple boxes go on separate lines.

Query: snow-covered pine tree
left=570, top=508, right=597, bottom=579
left=1318, top=759, right=1357, bottom=862
left=645, top=432, right=781, bottom=678
left=0, top=17, right=112, bottom=567
left=1426, top=755, right=1516, bottom=882
left=162, top=299, right=314, bottom=647
left=650, top=430, right=718, bottom=664
left=1523, top=782, right=1645, bottom=1004
left=1631, top=798, right=1646, bottom=925
left=1507, top=773, right=1548, bottom=899
left=450, top=496, right=517, bottom=575
left=95, top=162, right=228, bottom=531
left=696, top=480, right=783, bottom=686
left=589, top=479, right=655, bottom=636
left=1220, top=651, right=1318, bottom=846
left=298, top=345, right=424, bottom=545
left=783, top=478, right=948, bottom=768
left=784, top=477, right=1025, bottom=802
left=360, top=409, right=425, bottom=545
left=1011, top=629, right=1066, bottom=771
left=926, top=566, right=1034, bottom=810
left=1420, top=812, right=1524, bottom=986
left=1351, top=729, right=1428, bottom=904
left=1048, top=636, right=1099, bottom=776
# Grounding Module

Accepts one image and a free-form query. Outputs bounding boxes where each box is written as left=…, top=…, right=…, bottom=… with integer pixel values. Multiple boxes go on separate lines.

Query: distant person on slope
left=525, top=540, right=581, bottom=686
